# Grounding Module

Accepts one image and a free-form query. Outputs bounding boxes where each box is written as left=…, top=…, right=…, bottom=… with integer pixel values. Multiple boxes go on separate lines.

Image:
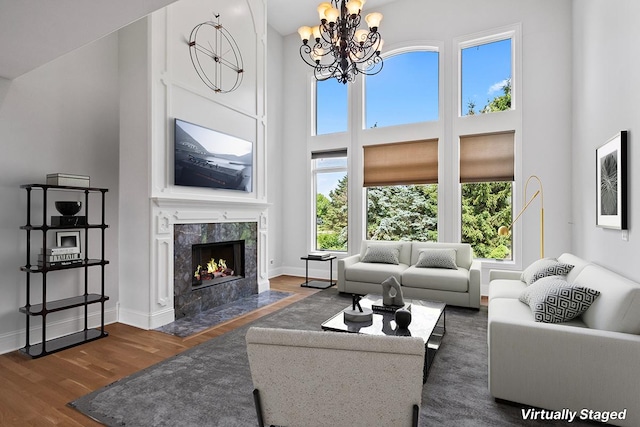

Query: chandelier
left=298, top=0, right=384, bottom=84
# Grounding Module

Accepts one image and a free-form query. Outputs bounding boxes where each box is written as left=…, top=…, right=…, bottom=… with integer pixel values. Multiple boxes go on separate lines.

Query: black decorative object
left=188, top=13, right=244, bottom=93
left=343, top=294, right=373, bottom=323
left=53, top=201, right=86, bottom=226
left=395, top=305, right=412, bottom=329
left=55, top=201, right=82, bottom=216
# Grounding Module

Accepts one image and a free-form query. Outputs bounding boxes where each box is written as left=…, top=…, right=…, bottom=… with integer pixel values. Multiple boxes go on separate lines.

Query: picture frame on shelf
left=56, top=230, right=81, bottom=252
left=596, top=130, right=627, bottom=230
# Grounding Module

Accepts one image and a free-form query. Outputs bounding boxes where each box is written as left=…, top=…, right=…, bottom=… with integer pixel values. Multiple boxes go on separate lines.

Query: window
left=460, top=132, right=514, bottom=259
left=316, top=79, right=348, bottom=135
left=364, top=140, right=438, bottom=241
left=313, top=151, right=348, bottom=251
left=365, top=50, right=439, bottom=129
left=461, top=38, right=512, bottom=116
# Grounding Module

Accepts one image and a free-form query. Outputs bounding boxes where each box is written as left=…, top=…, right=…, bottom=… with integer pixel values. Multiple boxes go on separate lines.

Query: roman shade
left=459, top=131, right=514, bottom=183
left=311, top=149, right=348, bottom=159
left=363, top=139, right=438, bottom=187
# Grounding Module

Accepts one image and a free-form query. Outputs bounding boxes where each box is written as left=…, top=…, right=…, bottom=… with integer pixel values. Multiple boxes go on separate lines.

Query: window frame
left=454, top=24, right=522, bottom=267
left=458, top=29, right=517, bottom=118
left=362, top=48, right=441, bottom=130
left=312, top=151, right=349, bottom=253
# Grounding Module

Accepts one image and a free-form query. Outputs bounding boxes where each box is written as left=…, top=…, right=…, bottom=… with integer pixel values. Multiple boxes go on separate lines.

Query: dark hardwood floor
left=0, top=275, right=321, bottom=426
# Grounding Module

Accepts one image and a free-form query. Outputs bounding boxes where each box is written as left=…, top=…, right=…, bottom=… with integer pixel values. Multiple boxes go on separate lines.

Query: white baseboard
left=0, top=307, right=117, bottom=355
left=118, top=305, right=175, bottom=330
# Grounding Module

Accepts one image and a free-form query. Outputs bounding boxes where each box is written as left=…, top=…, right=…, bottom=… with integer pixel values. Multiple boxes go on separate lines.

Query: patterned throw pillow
left=519, top=276, right=600, bottom=323
left=361, top=244, right=401, bottom=265
left=521, top=258, right=560, bottom=285
left=415, top=249, right=457, bottom=269
left=531, top=263, right=574, bottom=283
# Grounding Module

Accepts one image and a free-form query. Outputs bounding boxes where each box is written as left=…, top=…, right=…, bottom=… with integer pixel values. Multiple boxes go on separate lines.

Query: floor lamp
left=498, top=175, right=545, bottom=259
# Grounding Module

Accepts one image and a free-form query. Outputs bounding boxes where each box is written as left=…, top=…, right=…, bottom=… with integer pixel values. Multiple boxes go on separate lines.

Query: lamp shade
left=346, top=0, right=362, bottom=15
left=317, top=2, right=332, bottom=20
left=365, top=12, right=383, bottom=28
left=298, top=26, right=312, bottom=41
left=312, top=25, right=322, bottom=40
left=325, top=7, right=340, bottom=24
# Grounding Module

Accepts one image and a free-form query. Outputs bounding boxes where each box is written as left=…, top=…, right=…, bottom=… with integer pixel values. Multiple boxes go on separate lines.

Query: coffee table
left=321, top=294, right=446, bottom=382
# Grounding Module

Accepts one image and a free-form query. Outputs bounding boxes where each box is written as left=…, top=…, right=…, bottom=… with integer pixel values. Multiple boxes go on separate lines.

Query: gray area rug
left=70, top=288, right=591, bottom=426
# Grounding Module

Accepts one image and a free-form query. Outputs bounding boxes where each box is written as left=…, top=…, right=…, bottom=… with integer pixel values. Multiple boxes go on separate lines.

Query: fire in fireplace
left=192, top=240, right=245, bottom=288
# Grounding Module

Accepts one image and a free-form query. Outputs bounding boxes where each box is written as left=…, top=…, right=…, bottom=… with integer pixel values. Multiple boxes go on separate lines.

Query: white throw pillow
left=415, top=249, right=457, bottom=269
left=361, top=244, right=401, bottom=265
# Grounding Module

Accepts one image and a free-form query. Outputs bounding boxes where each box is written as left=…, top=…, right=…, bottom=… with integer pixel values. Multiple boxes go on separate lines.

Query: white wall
left=278, top=0, right=574, bottom=284
left=0, top=35, right=120, bottom=354
left=572, top=0, right=640, bottom=281
left=267, top=25, right=285, bottom=277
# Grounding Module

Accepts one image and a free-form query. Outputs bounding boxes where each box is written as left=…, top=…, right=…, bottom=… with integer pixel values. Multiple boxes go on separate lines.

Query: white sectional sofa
left=488, top=253, right=640, bottom=426
left=338, top=240, right=481, bottom=308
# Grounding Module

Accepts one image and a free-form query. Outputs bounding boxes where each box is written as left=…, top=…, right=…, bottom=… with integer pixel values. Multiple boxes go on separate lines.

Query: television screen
left=174, top=119, right=253, bottom=192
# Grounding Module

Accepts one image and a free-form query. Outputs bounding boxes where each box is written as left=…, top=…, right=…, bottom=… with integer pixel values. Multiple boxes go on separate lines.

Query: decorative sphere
left=395, top=308, right=412, bottom=329
left=497, top=225, right=510, bottom=236
left=55, top=201, right=82, bottom=216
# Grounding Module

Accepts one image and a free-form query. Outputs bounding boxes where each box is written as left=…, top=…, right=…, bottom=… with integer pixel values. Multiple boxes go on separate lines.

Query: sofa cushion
left=401, top=265, right=469, bottom=292
left=519, top=276, right=600, bottom=323
left=521, top=258, right=561, bottom=285
left=489, top=279, right=527, bottom=301
left=415, top=248, right=457, bottom=269
left=361, top=244, right=401, bottom=265
left=556, top=253, right=591, bottom=284
left=488, top=297, right=588, bottom=328
left=575, top=265, right=640, bottom=334
left=344, top=261, right=409, bottom=284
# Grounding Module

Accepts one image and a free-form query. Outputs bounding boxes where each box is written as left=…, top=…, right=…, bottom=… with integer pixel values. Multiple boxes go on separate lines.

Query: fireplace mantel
left=146, top=197, right=270, bottom=329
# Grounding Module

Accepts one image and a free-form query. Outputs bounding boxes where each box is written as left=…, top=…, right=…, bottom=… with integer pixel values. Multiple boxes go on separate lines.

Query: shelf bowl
left=55, top=201, right=82, bottom=216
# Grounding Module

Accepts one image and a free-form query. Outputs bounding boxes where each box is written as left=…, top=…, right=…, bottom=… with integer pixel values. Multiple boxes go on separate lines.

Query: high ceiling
left=0, top=0, right=399, bottom=80
left=0, top=0, right=178, bottom=79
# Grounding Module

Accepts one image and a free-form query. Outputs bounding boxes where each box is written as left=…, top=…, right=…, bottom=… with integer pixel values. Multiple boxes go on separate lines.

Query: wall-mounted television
left=174, top=118, right=253, bottom=192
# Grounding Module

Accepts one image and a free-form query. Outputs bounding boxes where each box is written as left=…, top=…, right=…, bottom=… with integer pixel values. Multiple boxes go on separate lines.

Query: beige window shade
left=459, top=131, right=514, bottom=183
left=363, top=139, right=438, bottom=187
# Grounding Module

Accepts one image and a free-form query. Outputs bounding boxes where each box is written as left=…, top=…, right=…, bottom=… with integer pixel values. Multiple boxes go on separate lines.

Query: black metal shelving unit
left=19, top=184, right=110, bottom=358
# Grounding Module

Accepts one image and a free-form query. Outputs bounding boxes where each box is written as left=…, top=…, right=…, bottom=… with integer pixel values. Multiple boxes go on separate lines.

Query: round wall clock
left=188, top=14, right=244, bottom=93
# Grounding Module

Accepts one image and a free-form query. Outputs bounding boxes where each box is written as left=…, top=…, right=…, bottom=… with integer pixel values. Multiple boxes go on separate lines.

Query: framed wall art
left=596, top=130, right=627, bottom=229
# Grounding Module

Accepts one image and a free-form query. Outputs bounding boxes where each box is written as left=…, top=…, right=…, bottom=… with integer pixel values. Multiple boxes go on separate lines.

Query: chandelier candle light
left=298, top=0, right=384, bottom=83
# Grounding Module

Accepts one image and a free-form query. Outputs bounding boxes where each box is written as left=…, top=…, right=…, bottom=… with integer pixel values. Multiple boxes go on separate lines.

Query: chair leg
left=412, top=404, right=420, bottom=427
left=253, top=389, right=265, bottom=427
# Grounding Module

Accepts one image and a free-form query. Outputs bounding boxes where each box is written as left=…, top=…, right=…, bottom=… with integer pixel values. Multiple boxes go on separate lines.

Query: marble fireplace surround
left=152, top=199, right=269, bottom=328
left=174, top=222, right=257, bottom=319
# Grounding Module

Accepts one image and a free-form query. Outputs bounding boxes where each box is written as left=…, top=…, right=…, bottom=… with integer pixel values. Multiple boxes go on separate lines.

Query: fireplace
left=192, top=240, right=245, bottom=288
left=174, top=222, right=258, bottom=319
